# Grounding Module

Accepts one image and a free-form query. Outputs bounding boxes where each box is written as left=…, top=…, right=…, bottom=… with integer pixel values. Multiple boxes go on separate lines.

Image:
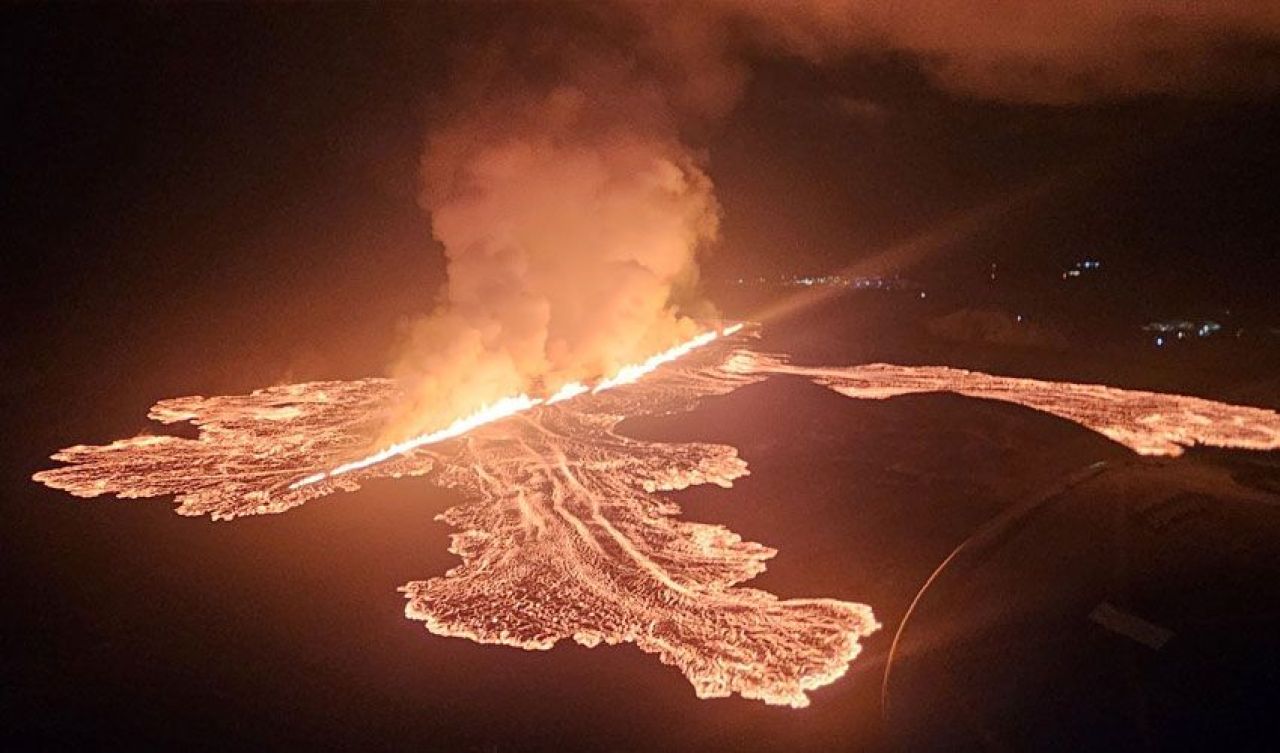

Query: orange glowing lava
left=749, top=358, right=1280, bottom=456
left=37, top=335, right=1280, bottom=708
left=291, top=326, right=742, bottom=490
left=34, top=325, right=881, bottom=707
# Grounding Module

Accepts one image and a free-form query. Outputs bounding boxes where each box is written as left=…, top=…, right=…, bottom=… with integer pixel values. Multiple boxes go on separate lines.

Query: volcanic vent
left=35, top=329, right=879, bottom=708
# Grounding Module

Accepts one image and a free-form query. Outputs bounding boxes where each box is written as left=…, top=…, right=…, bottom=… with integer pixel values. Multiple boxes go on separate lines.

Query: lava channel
left=41, top=343, right=1278, bottom=706
left=34, top=330, right=878, bottom=708
left=746, top=356, right=1280, bottom=456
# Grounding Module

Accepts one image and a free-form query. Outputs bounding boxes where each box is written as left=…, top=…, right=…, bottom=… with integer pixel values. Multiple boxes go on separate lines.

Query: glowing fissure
left=592, top=332, right=716, bottom=393
left=36, top=334, right=1280, bottom=708
left=293, top=326, right=742, bottom=490
left=34, top=330, right=884, bottom=707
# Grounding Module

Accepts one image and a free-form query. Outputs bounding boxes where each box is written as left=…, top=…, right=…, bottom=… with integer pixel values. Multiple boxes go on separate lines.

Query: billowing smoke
left=385, top=35, right=719, bottom=441
left=632, top=0, right=1280, bottom=105
left=387, top=1, right=1280, bottom=441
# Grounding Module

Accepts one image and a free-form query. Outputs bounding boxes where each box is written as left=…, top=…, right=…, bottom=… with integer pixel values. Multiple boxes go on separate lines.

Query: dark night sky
left=4, top=4, right=1279, bottom=395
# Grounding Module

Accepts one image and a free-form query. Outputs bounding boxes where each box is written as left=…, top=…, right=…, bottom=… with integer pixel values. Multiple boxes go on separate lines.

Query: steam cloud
left=388, top=38, right=719, bottom=440
left=389, top=2, right=1280, bottom=438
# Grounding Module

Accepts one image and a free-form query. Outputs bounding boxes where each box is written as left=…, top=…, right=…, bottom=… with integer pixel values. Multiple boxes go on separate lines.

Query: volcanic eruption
left=34, top=329, right=886, bottom=707
left=34, top=329, right=1280, bottom=706
left=27, top=0, right=1280, bottom=714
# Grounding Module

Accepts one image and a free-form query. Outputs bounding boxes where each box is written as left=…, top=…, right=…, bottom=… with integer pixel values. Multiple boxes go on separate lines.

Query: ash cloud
left=387, top=26, right=719, bottom=440
left=388, top=1, right=1280, bottom=440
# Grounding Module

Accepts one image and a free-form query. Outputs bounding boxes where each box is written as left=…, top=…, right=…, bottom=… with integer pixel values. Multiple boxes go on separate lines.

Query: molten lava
left=292, top=325, right=743, bottom=490
left=34, top=324, right=882, bottom=707
left=33, top=330, right=1280, bottom=708
left=754, top=359, right=1280, bottom=456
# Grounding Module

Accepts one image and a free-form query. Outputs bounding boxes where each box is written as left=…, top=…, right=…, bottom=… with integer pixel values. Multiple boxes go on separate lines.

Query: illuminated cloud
left=629, top=0, right=1280, bottom=104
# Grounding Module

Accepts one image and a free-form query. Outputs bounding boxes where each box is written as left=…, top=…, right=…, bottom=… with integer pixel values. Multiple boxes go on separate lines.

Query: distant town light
left=1144, top=319, right=1220, bottom=338
left=1063, top=259, right=1101, bottom=279
left=735, top=273, right=921, bottom=293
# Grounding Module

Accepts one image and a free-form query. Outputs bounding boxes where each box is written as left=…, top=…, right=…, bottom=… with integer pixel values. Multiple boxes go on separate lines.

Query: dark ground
left=5, top=291, right=1279, bottom=752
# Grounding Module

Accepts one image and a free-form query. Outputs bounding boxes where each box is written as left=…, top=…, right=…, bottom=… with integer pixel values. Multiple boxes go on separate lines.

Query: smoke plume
left=386, top=30, right=719, bottom=440
left=387, top=2, right=1280, bottom=440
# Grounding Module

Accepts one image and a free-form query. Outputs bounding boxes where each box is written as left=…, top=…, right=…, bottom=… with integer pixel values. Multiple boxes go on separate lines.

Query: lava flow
left=291, top=324, right=745, bottom=490
left=747, top=357, right=1280, bottom=456
left=34, top=324, right=879, bottom=708
left=36, top=334, right=1280, bottom=708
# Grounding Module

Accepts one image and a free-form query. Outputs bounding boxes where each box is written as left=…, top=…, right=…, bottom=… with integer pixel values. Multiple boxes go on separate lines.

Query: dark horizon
left=5, top=6, right=1280, bottom=393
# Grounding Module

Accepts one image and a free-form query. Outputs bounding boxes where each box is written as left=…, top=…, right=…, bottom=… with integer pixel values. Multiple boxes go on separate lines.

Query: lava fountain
left=291, top=324, right=744, bottom=490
